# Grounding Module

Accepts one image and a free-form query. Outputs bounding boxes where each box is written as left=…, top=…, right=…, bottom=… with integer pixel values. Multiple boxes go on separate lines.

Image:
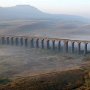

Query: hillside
left=0, top=5, right=87, bottom=21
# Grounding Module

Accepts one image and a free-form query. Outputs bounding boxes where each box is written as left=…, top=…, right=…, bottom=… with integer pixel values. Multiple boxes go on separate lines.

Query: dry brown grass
left=0, top=69, right=86, bottom=90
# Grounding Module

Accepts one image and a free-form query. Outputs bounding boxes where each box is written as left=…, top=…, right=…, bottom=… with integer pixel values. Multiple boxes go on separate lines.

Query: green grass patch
left=0, top=78, right=11, bottom=85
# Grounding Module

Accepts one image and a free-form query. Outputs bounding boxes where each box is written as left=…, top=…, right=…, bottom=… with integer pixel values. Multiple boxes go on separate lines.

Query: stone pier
left=25, top=38, right=28, bottom=47
left=20, top=38, right=23, bottom=46
left=78, top=42, right=81, bottom=54
left=6, top=37, right=9, bottom=45
left=31, top=38, right=34, bottom=48
left=52, top=40, right=55, bottom=50
left=84, top=43, right=88, bottom=55
left=72, top=42, right=75, bottom=53
left=36, top=39, right=39, bottom=48
left=11, top=37, right=14, bottom=45
left=41, top=39, right=44, bottom=49
left=47, top=40, right=50, bottom=49
left=15, top=38, right=18, bottom=46
left=58, top=41, right=61, bottom=51
left=64, top=41, right=68, bottom=53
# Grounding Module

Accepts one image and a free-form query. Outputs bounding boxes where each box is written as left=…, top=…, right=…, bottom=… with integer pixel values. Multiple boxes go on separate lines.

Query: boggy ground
left=0, top=69, right=87, bottom=90
left=1, top=66, right=90, bottom=90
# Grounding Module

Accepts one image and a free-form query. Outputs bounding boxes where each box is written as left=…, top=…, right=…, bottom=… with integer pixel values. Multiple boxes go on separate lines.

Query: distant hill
left=0, top=5, right=87, bottom=21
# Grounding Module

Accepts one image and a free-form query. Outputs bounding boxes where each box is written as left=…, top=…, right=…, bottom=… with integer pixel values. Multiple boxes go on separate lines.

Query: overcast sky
left=0, top=0, right=90, bottom=18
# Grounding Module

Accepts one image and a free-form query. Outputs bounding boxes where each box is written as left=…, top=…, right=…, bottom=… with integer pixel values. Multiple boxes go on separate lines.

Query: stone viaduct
left=0, top=35, right=89, bottom=55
